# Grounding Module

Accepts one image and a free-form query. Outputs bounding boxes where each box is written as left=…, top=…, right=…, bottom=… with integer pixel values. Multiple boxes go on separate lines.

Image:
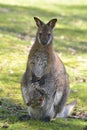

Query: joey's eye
left=39, top=32, right=42, bottom=37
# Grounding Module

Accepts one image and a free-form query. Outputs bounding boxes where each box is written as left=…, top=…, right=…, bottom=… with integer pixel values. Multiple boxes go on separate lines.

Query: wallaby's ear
left=34, top=17, right=44, bottom=27
left=47, top=18, right=57, bottom=29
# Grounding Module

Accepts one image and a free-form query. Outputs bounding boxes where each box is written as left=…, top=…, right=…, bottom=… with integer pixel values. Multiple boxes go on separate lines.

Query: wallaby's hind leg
left=54, top=87, right=70, bottom=118
left=56, top=100, right=77, bottom=118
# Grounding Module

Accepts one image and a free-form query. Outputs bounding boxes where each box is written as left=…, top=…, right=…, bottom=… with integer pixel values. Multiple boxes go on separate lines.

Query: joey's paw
left=18, top=115, right=31, bottom=121
left=26, top=102, right=31, bottom=106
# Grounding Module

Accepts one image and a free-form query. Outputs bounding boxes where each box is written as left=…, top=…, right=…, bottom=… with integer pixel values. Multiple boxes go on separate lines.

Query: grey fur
left=21, top=17, right=76, bottom=121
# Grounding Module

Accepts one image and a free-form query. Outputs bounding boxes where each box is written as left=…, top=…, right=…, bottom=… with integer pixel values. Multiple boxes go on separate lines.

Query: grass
left=0, top=0, right=87, bottom=130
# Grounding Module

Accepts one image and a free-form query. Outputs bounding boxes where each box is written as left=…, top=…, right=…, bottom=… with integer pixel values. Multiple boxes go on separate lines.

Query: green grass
left=0, top=0, right=87, bottom=130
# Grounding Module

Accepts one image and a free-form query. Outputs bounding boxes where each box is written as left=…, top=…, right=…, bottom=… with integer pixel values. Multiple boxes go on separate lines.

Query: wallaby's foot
left=56, top=100, right=77, bottom=118
left=42, top=116, right=51, bottom=122
left=18, top=115, right=31, bottom=121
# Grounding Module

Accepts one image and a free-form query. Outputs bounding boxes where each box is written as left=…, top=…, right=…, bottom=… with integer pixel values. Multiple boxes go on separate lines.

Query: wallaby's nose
left=42, top=40, right=47, bottom=45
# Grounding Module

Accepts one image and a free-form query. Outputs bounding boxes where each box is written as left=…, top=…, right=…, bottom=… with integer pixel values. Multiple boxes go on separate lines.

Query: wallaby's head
left=34, top=17, right=57, bottom=46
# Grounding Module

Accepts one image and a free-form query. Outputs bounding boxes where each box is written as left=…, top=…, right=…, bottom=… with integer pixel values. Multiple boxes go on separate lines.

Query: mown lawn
left=0, top=0, right=87, bottom=130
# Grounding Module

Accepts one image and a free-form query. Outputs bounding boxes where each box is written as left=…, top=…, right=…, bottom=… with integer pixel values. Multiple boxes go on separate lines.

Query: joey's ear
left=34, top=17, right=44, bottom=27
left=47, top=18, right=57, bottom=29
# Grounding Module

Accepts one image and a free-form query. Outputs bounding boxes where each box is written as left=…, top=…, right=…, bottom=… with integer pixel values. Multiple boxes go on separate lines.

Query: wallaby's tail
left=56, top=100, right=77, bottom=118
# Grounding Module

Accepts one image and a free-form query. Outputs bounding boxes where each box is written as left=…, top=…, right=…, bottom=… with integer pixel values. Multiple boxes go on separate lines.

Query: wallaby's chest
left=29, top=51, right=49, bottom=78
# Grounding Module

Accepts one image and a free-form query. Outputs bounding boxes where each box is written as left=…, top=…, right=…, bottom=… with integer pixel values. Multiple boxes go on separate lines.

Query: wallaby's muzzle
left=41, top=39, right=48, bottom=45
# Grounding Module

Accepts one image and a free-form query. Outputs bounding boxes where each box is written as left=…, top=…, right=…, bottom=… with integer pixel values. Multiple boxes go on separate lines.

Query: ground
left=0, top=0, right=87, bottom=130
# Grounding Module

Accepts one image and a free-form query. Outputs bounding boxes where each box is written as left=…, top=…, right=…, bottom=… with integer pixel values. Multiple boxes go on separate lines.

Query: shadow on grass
left=0, top=98, right=86, bottom=130
left=54, top=39, right=87, bottom=54
left=0, top=4, right=58, bottom=35
left=0, top=98, right=26, bottom=121
left=0, top=4, right=87, bottom=55
left=0, top=4, right=87, bottom=34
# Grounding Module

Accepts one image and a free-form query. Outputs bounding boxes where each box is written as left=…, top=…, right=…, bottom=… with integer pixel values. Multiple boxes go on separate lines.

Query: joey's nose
left=42, top=40, right=47, bottom=45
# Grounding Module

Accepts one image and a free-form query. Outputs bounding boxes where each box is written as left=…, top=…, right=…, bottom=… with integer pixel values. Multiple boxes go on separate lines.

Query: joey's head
left=28, top=87, right=46, bottom=108
left=34, top=17, right=57, bottom=46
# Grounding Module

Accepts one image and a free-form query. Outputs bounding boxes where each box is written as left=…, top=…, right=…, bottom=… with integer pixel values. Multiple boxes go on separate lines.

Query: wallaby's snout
left=34, top=17, right=57, bottom=46
left=41, top=39, right=47, bottom=45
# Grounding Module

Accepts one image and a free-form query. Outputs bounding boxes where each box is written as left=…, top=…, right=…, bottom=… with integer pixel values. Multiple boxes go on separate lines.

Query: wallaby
left=21, top=17, right=77, bottom=121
